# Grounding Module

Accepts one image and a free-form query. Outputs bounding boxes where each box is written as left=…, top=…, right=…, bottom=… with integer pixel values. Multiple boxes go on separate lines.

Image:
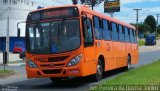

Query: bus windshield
left=26, top=19, right=80, bottom=54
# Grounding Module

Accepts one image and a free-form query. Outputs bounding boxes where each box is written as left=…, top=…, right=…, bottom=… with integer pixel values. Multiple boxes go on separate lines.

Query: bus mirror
left=17, top=28, right=21, bottom=37
left=82, top=12, right=87, bottom=20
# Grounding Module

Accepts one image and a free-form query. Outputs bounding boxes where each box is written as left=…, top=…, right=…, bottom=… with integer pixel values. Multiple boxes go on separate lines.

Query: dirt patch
left=0, top=70, right=16, bottom=79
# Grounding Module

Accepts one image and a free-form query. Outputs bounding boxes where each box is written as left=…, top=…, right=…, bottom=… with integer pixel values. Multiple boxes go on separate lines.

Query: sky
left=34, top=0, right=160, bottom=24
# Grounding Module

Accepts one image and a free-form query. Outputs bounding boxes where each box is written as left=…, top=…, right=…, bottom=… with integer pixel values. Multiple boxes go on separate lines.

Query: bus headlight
left=27, top=59, right=38, bottom=68
left=67, top=54, right=83, bottom=67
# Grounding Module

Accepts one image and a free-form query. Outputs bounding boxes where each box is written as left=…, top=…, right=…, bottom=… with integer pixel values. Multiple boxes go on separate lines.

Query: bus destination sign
left=27, top=7, right=79, bottom=22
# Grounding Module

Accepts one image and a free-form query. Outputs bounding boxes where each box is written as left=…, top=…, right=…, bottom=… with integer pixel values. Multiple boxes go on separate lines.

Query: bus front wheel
left=93, top=60, right=103, bottom=81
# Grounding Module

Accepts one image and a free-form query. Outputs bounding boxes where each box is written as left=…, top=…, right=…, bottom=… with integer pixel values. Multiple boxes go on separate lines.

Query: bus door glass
left=82, top=16, right=95, bottom=62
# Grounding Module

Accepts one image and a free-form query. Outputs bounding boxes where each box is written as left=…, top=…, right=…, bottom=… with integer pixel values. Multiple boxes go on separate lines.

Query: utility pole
left=6, top=16, right=9, bottom=63
left=6, top=7, right=11, bottom=64
left=91, top=0, right=94, bottom=10
left=133, top=9, right=142, bottom=40
left=156, top=14, right=160, bottom=37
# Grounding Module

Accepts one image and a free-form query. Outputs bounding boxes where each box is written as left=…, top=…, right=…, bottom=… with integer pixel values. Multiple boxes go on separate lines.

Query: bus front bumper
left=26, top=63, right=83, bottom=79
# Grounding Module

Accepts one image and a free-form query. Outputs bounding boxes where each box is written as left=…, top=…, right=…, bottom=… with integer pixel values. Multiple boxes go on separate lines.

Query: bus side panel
left=117, top=42, right=127, bottom=68
left=126, top=43, right=131, bottom=58
left=83, top=47, right=97, bottom=76
left=102, top=40, right=114, bottom=71
left=112, top=41, right=120, bottom=69
left=131, top=43, right=139, bottom=64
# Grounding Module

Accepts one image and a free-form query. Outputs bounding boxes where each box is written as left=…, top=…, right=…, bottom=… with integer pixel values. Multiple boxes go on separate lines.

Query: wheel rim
left=128, top=56, right=131, bottom=70
left=96, top=61, right=102, bottom=80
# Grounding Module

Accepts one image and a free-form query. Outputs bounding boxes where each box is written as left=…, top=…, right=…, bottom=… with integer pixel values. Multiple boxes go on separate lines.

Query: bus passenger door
left=82, top=16, right=96, bottom=75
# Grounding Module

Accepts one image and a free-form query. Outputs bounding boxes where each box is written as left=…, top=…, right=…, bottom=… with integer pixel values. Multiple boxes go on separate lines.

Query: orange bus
left=24, top=5, right=139, bottom=82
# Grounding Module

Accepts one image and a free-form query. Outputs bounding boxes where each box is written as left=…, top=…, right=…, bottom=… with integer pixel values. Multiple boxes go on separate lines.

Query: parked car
left=145, top=34, right=156, bottom=45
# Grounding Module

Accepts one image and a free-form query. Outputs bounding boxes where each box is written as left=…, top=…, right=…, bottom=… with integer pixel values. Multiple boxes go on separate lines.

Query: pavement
left=0, top=53, right=22, bottom=63
left=0, top=52, right=25, bottom=66
left=139, top=40, right=160, bottom=53
left=0, top=40, right=160, bottom=91
left=0, top=65, right=27, bottom=85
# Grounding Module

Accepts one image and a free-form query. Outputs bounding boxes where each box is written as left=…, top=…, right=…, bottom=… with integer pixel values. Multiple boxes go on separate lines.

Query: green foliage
left=91, top=60, right=160, bottom=91
left=157, top=25, right=160, bottom=34
left=138, top=40, right=145, bottom=46
left=144, top=15, right=156, bottom=33
left=131, top=23, right=151, bottom=36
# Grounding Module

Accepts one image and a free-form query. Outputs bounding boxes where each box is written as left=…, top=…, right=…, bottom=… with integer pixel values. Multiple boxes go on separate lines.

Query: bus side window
left=93, top=16, right=103, bottom=40
left=132, top=29, right=135, bottom=43
left=134, top=30, right=137, bottom=43
left=131, top=29, right=135, bottom=43
left=102, top=19, right=111, bottom=40
left=129, top=29, right=133, bottom=43
left=124, top=27, right=130, bottom=43
left=82, top=17, right=94, bottom=46
left=111, top=22, right=118, bottom=41
left=118, top=24, right=124, bottom=42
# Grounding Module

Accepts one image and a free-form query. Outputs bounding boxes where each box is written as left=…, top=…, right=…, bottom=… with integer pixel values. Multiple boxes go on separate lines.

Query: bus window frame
left=82, top=16, right=94, bottom=47
left=129, top=28, right=134, bottom=43
left=101, top=19, right=112, bottom=41
left=93, top=16, right=103, bottom=40
left=111, top=22, right=119, bottom=42
left=118, top=24, right=125, bottom=42
left=124, top=26, right=131, bottom=43
left=134, top=30, right=138, bottom=43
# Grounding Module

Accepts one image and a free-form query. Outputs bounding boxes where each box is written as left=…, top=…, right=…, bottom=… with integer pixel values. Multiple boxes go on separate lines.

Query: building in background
left=0, top=0, right=43, bottom=52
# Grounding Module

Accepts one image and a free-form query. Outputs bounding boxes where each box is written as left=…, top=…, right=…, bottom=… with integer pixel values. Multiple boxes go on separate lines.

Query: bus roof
left=31, top=5, right=136, bottom=30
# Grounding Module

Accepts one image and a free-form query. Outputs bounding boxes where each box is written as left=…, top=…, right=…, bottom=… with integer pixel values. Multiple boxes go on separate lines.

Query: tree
left=144, top=15, right=156, bottom=33
left=72, top=0, right=78, bottom=4
left=157, top=25, right=160, bottom=34
left=71, top=0, right=104, bottom=7
left=130, top=22, right=151, bottom=38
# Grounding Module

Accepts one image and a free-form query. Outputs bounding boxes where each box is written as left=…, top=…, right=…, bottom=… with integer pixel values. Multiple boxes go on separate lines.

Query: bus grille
left=48, top=56, right=69, bottom=62
left=42, top=69, right=62, bottom=74
left=40, top=64, right=65, bottom=67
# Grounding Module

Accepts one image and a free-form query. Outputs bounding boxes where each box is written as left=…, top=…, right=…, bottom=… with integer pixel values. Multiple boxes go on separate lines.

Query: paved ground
left=0, top=53, right=21, bottom=63
left=0, top=40, right=160, bottom=91
left=139, top=40, right=160, bottom=53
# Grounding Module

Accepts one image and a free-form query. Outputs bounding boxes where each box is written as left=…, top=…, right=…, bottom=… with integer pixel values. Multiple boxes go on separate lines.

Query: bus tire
left=94, top=59, right=103, bottom=82
left=127, top=55, right=131, bottom=70
left=50, top=77, right=62, bottom=83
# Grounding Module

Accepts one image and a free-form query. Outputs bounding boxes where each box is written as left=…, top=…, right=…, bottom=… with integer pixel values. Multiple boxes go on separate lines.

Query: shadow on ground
left=7, top=67, right=134, bottom=90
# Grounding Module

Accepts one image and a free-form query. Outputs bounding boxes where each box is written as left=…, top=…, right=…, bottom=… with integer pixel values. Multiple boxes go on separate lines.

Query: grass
left=0, top=69, right=15, bottom=78
left=138, top=40, right=145, bottom=46
left=90, top=60, right=160, bottom=91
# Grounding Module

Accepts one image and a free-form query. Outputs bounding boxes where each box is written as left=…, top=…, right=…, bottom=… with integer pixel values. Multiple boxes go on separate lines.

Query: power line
left=52, top=0, right=65, bottom=5
left=32, top=1, right=51, bottom=6
left=0, top=8, right=8, bottom=16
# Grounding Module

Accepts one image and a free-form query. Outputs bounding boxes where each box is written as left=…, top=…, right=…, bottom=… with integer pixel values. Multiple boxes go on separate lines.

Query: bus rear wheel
left=94, top=60, right=103, bottom=82
left=127, top=56, right=131, bottom=70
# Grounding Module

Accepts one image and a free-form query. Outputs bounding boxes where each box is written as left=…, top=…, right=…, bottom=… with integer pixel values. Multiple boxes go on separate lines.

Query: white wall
left=0, top=0, right=41, bottom=37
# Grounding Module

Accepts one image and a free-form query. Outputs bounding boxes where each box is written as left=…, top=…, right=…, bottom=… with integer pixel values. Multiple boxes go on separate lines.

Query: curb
left=0, top=63, right=25, bottom=66
left=8, top=63, right=25, bottom=66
